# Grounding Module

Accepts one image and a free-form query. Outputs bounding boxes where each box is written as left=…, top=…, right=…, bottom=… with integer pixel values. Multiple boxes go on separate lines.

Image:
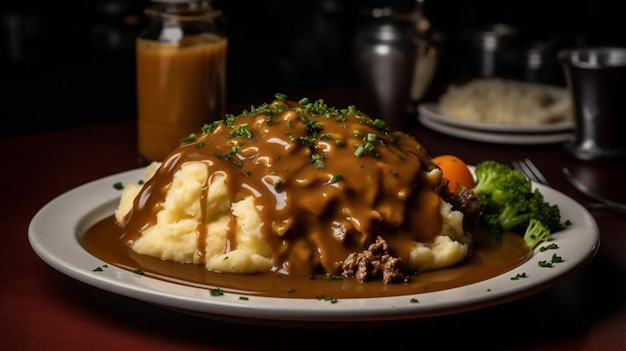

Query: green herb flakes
left=315, top=295, right=338, bottom=304
left=310, top=154, right=326, bottom=169
left=274, top=179, right=282, bottom=190
left=510, top=272, right=528, bottom=280
left=210, top=288, right=225, bottom=296
left=180, top=133, right=197, bottom=143
left=539, top=243, right=559, bottom=252
left=539, top=253, right=564, bottom=267
left=229, top=125, right=253, bottom=138
left=330, top=173, right=343, bottom=184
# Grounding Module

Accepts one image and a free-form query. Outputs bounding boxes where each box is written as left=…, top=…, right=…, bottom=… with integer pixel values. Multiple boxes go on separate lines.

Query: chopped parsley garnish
left=201, top=120, right=223, bottom=134
left=274, top=179, right=282, bottom=190
left=242, top=103, right=274, bottom=117
left=301, top=116, right=323, bottom=137
left=539, top=243, right=559, bottom=252
left=228, top=124, right=253, bottom=138
left=315, top=295, right=338, bottom=304
left=550, top=253, right=563, bottom=263
left=371, top=118, right=387, bottom=130
left=538, top=253, right=564, bottom=267
left=217, top=144, right=242, bottom=162
left=510, top=272, right=528, bottom=280
left=92, top=264, right=109, bottom=272
left=180, top=133, right=197, bottom=143
left=310, top=154, right=326, bottom=169
left=354, top=141, right=375, bottom=157
left=224, top=114, right=237, bottom=127
left=210, top=288, right=225, bottom=296
left=113, top=182, right=124, bottom=190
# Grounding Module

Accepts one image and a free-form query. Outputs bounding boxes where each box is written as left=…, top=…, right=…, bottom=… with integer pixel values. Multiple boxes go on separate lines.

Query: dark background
left=1, top=0, right=624, bottom=135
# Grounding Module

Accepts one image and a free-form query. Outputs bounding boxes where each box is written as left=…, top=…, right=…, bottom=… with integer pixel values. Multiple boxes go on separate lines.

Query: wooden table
left=1, top=90, right=624, bottom=350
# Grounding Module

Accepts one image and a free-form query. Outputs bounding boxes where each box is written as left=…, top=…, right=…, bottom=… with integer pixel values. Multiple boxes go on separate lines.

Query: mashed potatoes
left=115, top=96, right=472, bottom=280
left=439, top=78, right=573, bottom=125
left=116, top=161, right=274, bottom=273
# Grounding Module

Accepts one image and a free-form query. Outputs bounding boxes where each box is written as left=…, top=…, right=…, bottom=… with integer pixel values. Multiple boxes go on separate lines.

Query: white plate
left=419, top=115, right=575, bottom=145
left=28, top=168, right=599, bottom=327
left=417, top=85, right=574, bottom=134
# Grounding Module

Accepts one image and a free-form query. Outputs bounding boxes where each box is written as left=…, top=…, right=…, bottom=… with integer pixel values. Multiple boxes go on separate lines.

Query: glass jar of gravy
left=136, top=0, right=227, bottom=164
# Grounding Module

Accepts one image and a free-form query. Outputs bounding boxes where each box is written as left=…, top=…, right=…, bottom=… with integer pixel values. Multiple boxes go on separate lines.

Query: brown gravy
left=123, top=99, right=449, bottom=277
left=83, top=215, right=531, bottom=299
left=136, top=35, right=227, bottom=163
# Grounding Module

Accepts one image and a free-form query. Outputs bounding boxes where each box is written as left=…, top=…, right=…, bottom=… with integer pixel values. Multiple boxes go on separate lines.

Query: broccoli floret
left=498, top=201, right=530, bottom=231
left=523, top=218, right=552, bottom=250
left=474, top=161, right=531, bottom=203
left=473, top=161, right=532, bottom=241
left=528, top=189, right=563, bottom=232
left=472, top=160, right=562, bottom=248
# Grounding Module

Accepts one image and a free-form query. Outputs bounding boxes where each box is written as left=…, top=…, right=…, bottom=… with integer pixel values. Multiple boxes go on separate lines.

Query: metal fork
left=511, top=158, right=550, bottom=186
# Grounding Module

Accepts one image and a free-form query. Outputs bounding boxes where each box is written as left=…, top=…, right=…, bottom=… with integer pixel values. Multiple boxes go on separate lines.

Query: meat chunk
left=341, top=236, right=407, bottom=284
left=447, top=188, right=483, bottom=229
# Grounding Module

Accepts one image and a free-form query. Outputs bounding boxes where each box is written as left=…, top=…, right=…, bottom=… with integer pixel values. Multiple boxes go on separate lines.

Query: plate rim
left=28, top=167, right=600, bottom=326
left=418, top=114, right=575, bottom=145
